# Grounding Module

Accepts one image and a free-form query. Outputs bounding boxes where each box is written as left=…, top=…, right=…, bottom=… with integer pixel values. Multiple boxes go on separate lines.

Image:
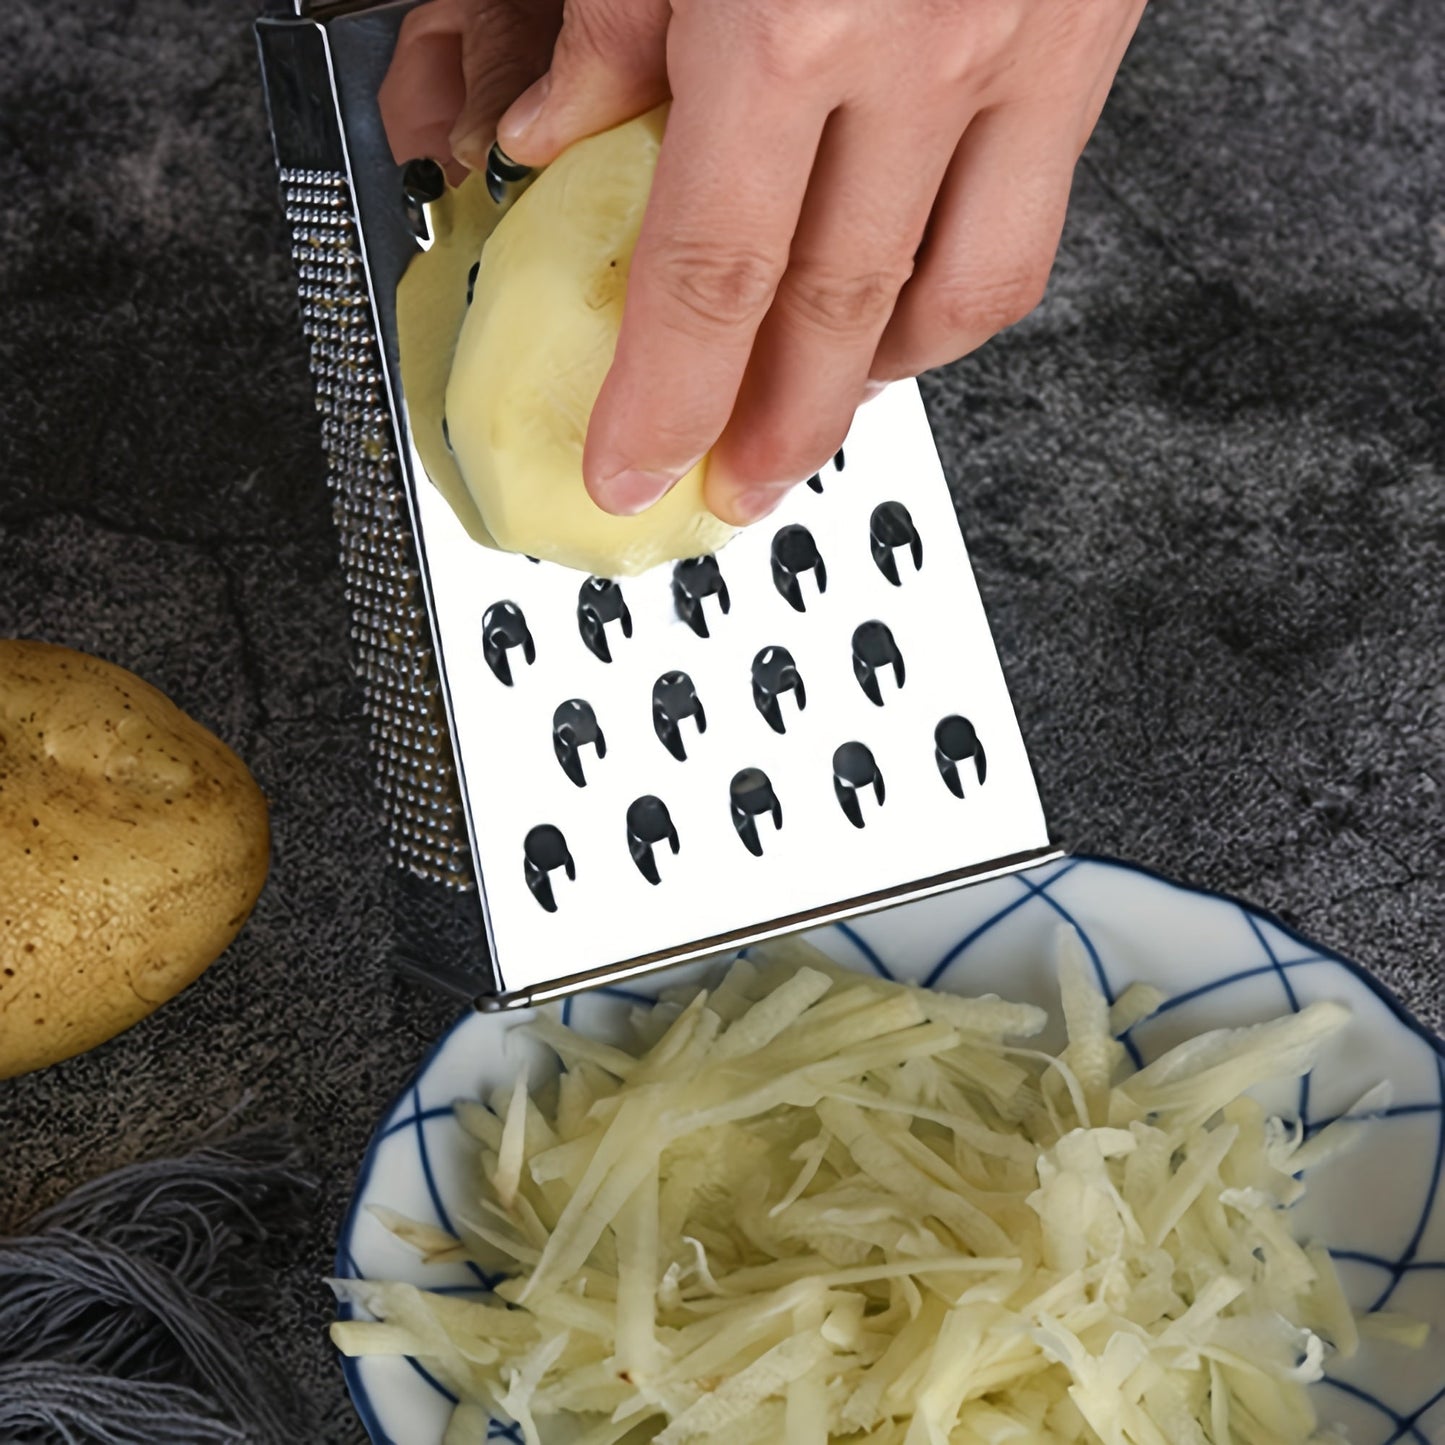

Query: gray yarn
left=0, top=1128, right=316, bottom=1444
left=0, top=1363, right=248, bottom=1444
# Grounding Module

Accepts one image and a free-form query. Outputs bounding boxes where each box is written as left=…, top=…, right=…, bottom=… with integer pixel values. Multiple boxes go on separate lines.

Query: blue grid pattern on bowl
left=336, top=855, right=1445, bottom=1445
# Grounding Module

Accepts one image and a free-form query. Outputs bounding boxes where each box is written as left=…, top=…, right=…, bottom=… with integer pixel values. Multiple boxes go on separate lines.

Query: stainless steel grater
left=256, top=0, right=1061, bottom=1009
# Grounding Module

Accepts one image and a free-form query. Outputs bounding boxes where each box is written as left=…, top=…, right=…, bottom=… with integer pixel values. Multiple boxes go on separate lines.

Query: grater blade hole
left=832, top=741, right=885, bottom=828
left=400, top=158, right=445, bottom=242
left=672, top=555, right=731, bottom=638
left=851, top=621, right=905, bottom=706
left=400, top=157, right=446, bottom=206
left=486, top=143, right=533, bottom=207
left=751, top=646, right=806, bottom=735
left=523, top=824, right=574, bottom=912
left=466, top=259, right=480, bottom=305
left=577, top=576, right=633, bottom=663
left=482, top=600, right=536, bottom=686
left=730, top=768, right=782, bottom=856
left=653, top=670, right=706, bottom=760
left=869, top=501, right=923, bottom=586
left=770, top=524, right=827, bottom=613
left=626, top=795, right=679, bottom=885
left=553, top=699, right=605, bottom=787
left=935, top=715, right=986, bottom=796
left=805, top=447, right=843, bottom=493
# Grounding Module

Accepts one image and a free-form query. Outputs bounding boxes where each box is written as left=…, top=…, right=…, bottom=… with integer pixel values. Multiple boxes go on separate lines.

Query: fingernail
left=594, top=465, right=685, bottom=516
left=728, top=486, right=788, bottom=526
left=448, top=122, right=488, bottom=172
left=498, top=74, right=551, bottom=152
left=861, top=379, right=887, bottom=403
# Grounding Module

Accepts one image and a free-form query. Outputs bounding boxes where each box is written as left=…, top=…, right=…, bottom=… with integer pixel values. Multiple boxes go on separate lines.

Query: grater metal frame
left=256, top=0, right=1062, bottom=1011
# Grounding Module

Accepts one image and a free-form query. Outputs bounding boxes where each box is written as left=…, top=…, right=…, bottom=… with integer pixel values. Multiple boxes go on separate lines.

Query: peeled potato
left=0, top=639, right=270, bottom=1078
left=444, top=108, right=735, bottom=577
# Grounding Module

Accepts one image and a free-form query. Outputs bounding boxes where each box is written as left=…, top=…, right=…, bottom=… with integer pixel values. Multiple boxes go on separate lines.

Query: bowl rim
left=332, top=852, right=1445, bottom=1445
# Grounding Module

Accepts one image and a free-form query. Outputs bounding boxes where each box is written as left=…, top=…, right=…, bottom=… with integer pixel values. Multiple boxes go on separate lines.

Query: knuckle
left=563, top=0, right=648, bottom=58
left=936, top=264, right=1050, bottom=337
left=652, top=244, right=783, bottom=334
left=936, top=14, right=1023, bottom=86
left=743, top=3, right=850, bottom=84
left=395, top=4, right=430, bottom=41
left=782, top=262, right=912, bottom=337
left=398, top=0, right=459, bottom=42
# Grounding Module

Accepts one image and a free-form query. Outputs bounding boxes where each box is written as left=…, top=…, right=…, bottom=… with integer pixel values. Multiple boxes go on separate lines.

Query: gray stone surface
left=1, top=0, right=1440, bottom=1439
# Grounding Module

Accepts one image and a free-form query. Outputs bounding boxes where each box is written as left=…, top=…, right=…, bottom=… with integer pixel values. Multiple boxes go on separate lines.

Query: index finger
left=583, top=19, right=830, bottom=516
left=379, top=0, right=468, bottom=176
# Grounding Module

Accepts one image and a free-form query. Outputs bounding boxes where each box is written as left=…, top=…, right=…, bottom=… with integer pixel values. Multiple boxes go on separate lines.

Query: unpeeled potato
left=0, top=639, right=269, bottom=1078
left=443, top=108, right=735, bottom=576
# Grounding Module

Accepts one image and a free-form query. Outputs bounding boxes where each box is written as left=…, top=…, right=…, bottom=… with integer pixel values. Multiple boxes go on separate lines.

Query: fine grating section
left=279, top=168, right=472, bottom=890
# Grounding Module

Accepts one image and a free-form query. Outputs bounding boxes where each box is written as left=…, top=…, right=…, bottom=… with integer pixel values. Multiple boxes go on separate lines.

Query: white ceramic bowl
left=337, top=856, right=1445, bottom=1445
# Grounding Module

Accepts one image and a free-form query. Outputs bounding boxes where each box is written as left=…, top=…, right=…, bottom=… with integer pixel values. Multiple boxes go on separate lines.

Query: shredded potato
left=331, top=929, right=1422, bottom=1444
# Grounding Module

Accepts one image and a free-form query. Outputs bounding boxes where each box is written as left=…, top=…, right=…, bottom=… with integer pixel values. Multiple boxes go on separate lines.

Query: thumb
left=496, top=0, right=672, bottom=167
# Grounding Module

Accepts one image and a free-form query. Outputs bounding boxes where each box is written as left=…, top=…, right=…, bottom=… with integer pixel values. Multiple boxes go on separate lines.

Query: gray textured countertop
left=2, top=0, right=1441, bottom=1439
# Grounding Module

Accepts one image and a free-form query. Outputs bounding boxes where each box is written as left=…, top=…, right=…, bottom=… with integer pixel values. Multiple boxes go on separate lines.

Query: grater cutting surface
left=257, top=1, right=1058, bottom=1007
left=418, top=383, right=1053, bottom=1003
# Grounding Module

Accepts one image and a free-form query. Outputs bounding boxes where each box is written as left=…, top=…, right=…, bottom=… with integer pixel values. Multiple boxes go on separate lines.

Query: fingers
left=380, top=0, right=563, bottom=179
left=448, top=1, right=564, bottom=171
left=581, top=18, right=832, bottom=515
left=379, top=0, right=470, bottom=181
left=871, top=101, right=1078, bottom=383
left=705, top=104, right=960, bottom=525
left=496, top=0, right=672, bottom=168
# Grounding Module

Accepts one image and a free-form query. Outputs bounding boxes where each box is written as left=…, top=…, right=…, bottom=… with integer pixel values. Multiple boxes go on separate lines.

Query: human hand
left=379, top=0, right=563, bottom=187
left=382, top=0, right=1146, bottom=526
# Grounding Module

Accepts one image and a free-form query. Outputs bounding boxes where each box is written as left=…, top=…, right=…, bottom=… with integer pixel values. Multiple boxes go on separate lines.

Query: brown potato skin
left=0, top=639, right=270, bottom=1078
